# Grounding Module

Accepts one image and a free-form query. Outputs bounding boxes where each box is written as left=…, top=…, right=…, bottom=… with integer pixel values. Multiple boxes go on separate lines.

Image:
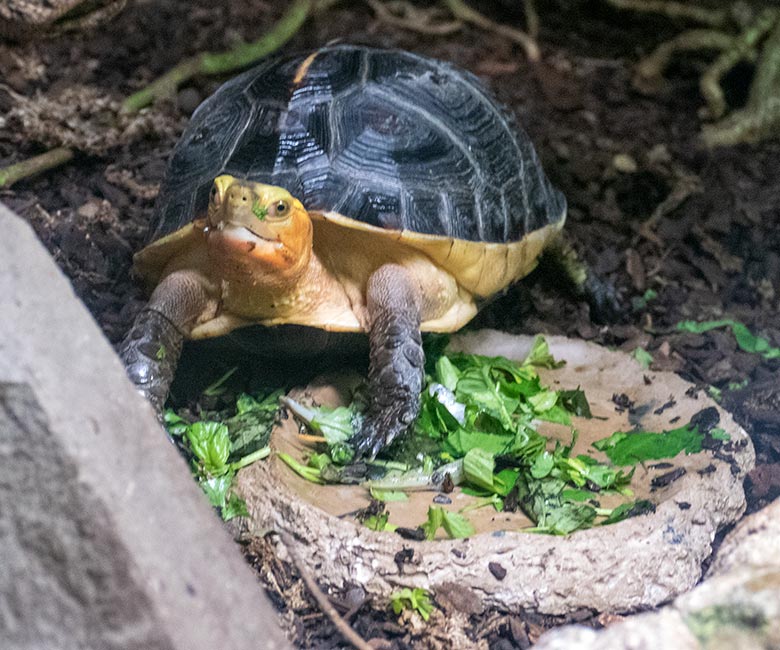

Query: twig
left=443, top=0, right=540, bottom=61
left=0, top=147, right=74, bottom=188
left=634, top=172, right=702, bottom=246
left=366, top=0, right=461, bottom=36
left=604, top=0, right=728, bottom=28
left=122, top=0, right=313, bottom=113
left=279, top=532, right=374, bottom=650
left=523, top=0, right=539, bottom=40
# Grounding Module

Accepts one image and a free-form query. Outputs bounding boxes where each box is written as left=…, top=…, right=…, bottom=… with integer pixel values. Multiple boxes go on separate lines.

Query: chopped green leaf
left=370, top=488, right=409, bottom=502
left=163, top=409, right=189, bottom=437
left=422, top=506, right=444, bottom=541
left=528, top=389, right=559, bottom=414
left=455, top=365, right=518, bottom=428
left=201, top=366, right=238, bottom=397
left=308, top=452, right=332, bottom=470
left=281, top=396, right=362, bottom=464
left=558, top=389, right=592, bottom=418
left=201, top=473, right=233, bottom=509
left=278, top=452, right=324, bottom=484
left=523, top=334, right=565, bottom=368
left=632, top=288, right=658, bottom=311
left=222, top=493, right=250, bottom=521
left=390, top=588, right=434, bottom=621
left=421, top=506, right=475, bottom=539
left=600, top=499, right=654, bottom=525
left=530, top=451, right=555, bottom=479
left=459, top=493, right=504, bottom=512
left=251, top=198, right=268, bottom=220
left=364, top=511, right=396, bottom=532
left=226, top=390, right=281, bottom=459
left=441, top=509, right=476, bottom=538
left=561, top=488, right=596, bottom=503
left=709, top=427, right=730, bottom=441
left=463, top=448, right=496, bottom=492
left=632, top=347, right=653, bottom=369
left=677, top=319, right=780, bottom=359
left=594, top=424, right=703, bottom=466
left=163, top=392, right=277, bottom=523
left=494, top=468, right=521, bottom=496
left=435, top=355, right=461, bottom=392
left=707, top=385, right=723, bottom=402
left=187, top=421, right=231, bottom=475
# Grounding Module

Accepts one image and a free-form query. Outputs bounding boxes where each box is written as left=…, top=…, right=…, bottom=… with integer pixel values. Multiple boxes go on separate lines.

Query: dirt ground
left=2, top=1, right=779, bottom=648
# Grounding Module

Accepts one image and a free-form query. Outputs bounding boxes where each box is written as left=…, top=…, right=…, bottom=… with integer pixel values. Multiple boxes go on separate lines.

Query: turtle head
left=205, top=175, right=312, bottom=280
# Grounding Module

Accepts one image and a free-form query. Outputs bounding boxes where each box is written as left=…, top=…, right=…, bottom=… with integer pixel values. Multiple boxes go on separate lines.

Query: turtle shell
left=148, top=45, right=565, bottom=248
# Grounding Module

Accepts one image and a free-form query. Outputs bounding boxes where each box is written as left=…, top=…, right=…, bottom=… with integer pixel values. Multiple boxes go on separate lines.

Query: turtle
left=120, top=44, right=582, bottom=460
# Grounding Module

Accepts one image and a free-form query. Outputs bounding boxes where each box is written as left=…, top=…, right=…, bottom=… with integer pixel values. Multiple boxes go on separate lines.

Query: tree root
left=634, top=30, right=735, bottom=92
left=604, top=0, right=728, bottom=28
left=365, top=0, right=461, bottom=36
left=610, top=0, right=780, bottom=147
left=699, top=8, right=778, bottom=120
left=367, top=0, right=540, bottom=61
left=443, top=0, right=540, bottom=61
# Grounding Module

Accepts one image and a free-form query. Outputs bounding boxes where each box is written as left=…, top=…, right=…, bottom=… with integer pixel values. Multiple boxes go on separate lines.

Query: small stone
left=177, top=87, right=202, bottom=115
left=613, top=153, right=638, bottom=173
left=76, top=200, right=101, bottom=219
left=488, top=562, right=507, bottom=581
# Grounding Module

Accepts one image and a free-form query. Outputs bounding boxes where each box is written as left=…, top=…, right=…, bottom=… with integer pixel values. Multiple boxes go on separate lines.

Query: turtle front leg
left=352, top=264, right=425, bottom=460
left=120, top=270, right=217, bottom=412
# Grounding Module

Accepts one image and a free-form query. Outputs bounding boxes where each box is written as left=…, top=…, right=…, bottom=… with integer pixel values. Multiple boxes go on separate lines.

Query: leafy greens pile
left=284, top=336, right=668, bottom=536
left=164, top=390, right=282, bottom=520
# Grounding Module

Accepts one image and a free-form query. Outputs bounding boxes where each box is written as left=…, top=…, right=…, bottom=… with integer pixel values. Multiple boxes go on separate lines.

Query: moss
left=686, top=604, right=767, bottom=645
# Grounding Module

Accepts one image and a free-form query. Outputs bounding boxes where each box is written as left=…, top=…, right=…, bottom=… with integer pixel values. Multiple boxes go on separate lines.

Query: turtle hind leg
left=119, top=270, right=216, bottom=413
left=542, top=237, right=623, bottom=324
left=351, top=264, right=425, bottom=461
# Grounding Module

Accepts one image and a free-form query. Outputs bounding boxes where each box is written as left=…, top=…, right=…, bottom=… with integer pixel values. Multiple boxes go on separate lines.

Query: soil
left=1, top=1, right=779, bottom=648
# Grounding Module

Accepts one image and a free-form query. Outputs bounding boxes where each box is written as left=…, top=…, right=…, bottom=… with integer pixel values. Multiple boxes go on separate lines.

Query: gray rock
left=707, top=497, right=780, bottom=577
left=0, top=203, right=290, bottom=650
left=534, top=500, right=780, bottom=650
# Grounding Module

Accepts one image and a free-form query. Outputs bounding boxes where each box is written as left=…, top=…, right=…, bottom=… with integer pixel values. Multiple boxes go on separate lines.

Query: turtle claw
left=351, top=410, right=415, bottom=461
left=351, top=421, right=387, bottom=462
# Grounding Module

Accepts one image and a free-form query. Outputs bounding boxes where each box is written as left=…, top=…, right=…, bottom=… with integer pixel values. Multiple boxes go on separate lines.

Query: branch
left=279, top=532, right=374, bottom=650
left=0, top=147, right=74, bottom=188
left=443, top=0, right=540, bottom=61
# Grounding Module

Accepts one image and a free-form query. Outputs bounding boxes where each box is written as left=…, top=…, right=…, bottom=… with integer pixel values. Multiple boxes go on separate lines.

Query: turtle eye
left=209, top=185, right=220, bottom=205
left=269, top=199, right=290, bottom=219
